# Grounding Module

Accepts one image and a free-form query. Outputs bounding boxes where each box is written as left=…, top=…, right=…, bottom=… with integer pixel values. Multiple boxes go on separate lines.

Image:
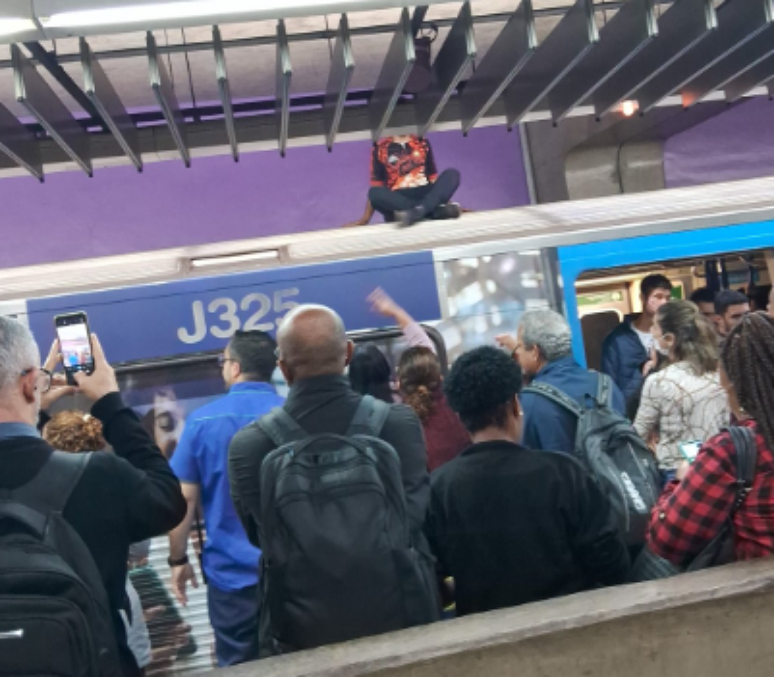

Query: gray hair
left=519, top=309, right=572, bottom=362
left=0, top=316, right=39, bottom=393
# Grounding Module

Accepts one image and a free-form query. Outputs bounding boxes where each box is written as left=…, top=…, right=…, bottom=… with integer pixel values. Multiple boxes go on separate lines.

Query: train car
left=4, top=174, right=774, bottom=673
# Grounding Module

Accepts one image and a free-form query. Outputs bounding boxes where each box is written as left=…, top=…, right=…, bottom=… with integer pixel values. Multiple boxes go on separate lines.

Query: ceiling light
left=620, top=100, right=639, bottom=117
left=189, top=250, right=280, bottom=268
left=0, top=18, right=36, bottom=36
left=44, top=0, right=364, bottom=28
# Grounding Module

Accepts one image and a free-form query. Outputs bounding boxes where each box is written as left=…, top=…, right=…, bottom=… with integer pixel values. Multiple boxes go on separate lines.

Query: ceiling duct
left=592, top=0, right=716, bottom=118
left=724, top=52, right=774, bottom=102
left=369, top=7, right=415, bottom=141
left=322, top=14, right=355, bottom=151
left=682, top=23, right=774, bottom=107
left=0, top=102, right=43, bottom=181
left=12, top=44, right=93, bottom=177
left=505, top=0, right=599, bottom=128
left=276, top=19, right=293, bottom=157
left=549, top=0, right=657, bottom=122
left=459, top=0, right=536, bottom=134
left=415, top=1, right=476, bottom=137
left=148, top=32, right=190, bottom=167
left=635, top=0, right=774, bottom=113
left=81, top=38, right=142, bottom=171
left=213, top=26, right=239, bottom=162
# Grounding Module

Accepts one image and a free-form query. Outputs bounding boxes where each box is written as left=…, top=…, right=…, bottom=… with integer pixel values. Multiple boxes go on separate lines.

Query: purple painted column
left=0, top=125, right=529, bottom=269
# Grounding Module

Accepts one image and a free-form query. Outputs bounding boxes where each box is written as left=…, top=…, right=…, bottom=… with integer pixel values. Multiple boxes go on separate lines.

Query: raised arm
left=368, top=287, right=436, bottom=353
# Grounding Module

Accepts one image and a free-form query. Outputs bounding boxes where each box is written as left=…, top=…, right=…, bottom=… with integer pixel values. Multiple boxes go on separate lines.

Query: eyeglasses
left=217, top=355, right=237, bottom=368
left=21, top=367, right=52, bottom=393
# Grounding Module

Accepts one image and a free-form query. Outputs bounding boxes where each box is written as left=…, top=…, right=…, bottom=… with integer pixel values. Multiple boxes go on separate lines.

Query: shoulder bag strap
left=594, top=371, right=614, bottom=408
left=13, top=451, right=91, bottom=513
left=522, top=382, right=585, bottom=418
left=257, top=407, right=308, bottom=447
left=347, top=395, right=390, bottom=438
left=726, top=426, right=758, bottom=515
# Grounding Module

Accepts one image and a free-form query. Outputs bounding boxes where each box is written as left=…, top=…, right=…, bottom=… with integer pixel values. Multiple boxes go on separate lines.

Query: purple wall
left=0, top=125, right=529, bottom=270
left=664, top=97, right=774, bottom=189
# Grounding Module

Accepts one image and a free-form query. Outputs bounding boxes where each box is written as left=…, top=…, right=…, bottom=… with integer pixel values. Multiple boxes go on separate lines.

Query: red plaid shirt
left=647, top=419, right=774, bottom=566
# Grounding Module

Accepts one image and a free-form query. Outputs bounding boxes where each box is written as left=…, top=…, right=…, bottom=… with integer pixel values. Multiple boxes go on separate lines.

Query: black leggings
left=368, top=168, right=460, bottom=222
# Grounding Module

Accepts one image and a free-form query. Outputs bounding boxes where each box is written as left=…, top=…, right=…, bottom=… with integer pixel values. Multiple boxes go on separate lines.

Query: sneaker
left=432, top=202, right=461, bottom=220
left=396, top=205, right=428, bottom=228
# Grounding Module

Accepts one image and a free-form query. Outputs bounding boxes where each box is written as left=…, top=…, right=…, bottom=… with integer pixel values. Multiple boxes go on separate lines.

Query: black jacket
left=426, top=440, right=629, bottom=616
left=229, top=374, right=430, bottom=545
left=0, top=393, right=187, bottom=675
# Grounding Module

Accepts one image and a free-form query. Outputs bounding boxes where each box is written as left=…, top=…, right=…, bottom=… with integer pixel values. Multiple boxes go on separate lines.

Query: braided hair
left=721, top=312, right=774, bottom=448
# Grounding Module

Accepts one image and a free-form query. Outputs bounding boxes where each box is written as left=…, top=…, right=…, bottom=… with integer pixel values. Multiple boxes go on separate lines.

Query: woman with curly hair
left=425, top=346, right=629, bottom=616
left=398, top=347, right=469, bottom=471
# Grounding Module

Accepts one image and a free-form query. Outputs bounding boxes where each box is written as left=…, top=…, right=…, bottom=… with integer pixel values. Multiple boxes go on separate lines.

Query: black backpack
left=257, top=395, right=438, bottom=652
left=523, top=373, right=661, bottom=547
left=0, top=452, right=123, bottom=677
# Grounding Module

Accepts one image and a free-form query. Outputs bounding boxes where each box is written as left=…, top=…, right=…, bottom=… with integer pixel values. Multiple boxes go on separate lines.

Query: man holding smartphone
left=0, top=317, right=187, bottom=676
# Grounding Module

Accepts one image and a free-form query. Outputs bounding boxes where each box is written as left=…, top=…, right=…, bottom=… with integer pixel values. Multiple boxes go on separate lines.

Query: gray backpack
left=257, top=395, right=438, bottom=652
left=523, top=373, right=661, bottom=546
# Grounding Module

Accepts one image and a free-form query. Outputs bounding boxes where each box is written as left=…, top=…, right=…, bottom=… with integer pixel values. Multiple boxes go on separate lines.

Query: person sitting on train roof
left=0, top=320, right=186, bottom=677
left=167, top=330, right=284, bottom=668
left=601, top=274, right=673, bottom=403
left=228, top=304, right=437, bottom=656
left=644, top=313, right=774, bottom=569
left=348, top=287, right=436, bottom=403
left=714, top=289, right=751, bottom=338
left=425, top=346, right=629, bottom=617
left=497, top=309, right=625, bottom=455
left=689, top=286, right=718, bottom=323
left=343, top=134, right=461, bottom=228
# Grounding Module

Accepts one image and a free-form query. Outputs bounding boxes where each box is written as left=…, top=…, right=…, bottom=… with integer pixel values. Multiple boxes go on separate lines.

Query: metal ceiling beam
left=636, top=0, right=774, bottom=113
left=147, top=32, right=190, bottom=168
left=549, top=0, right=657, bottom=122
left=0, top=102, right=43, bottom=181
left=416, top=1, right=476, bottom=137
left=592, top=0, right=716, bottom=118
left=81, top=38, right=142, bottom=171
left=411, top=6, right=430, bottom=37
left=369, top=8, right=415, bottom=141
left=276, top=20, right=293, bottom=157
left=725, top=52, right=774, bottom=102
left=213, top=26, right=238, bottom=162
left=505, top=0, right=599, bottom=128
left=12, top=44, right=93, bottom=177
left=683, top=24, right=774, bottom=107
left=459, top=0, right=536, bottom=134
left=323, top=15, right=355, bottom=151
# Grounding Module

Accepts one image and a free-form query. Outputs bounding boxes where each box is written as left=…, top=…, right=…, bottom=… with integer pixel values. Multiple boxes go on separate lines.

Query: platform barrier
left=208, top=558, right=774, bottom=677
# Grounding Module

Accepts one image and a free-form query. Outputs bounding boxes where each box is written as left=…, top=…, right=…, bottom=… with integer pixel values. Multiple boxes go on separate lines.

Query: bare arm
left=168, top=483, right=201, bottom=606
left=343, top=199, right=375, bottom=228
left=368, top=287, right=435, bottom=352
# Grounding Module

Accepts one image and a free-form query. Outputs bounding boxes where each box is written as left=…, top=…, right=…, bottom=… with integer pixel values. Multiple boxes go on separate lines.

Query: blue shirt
left=521, top=356, right=626, bottom=455
left=170, top=382, right=284, bottom=591
left=0, top=422, right=39, bottom=440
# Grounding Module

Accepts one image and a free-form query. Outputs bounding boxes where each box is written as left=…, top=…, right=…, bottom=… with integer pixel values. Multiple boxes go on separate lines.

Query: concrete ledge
left=212, top=558, right=774, bottom=677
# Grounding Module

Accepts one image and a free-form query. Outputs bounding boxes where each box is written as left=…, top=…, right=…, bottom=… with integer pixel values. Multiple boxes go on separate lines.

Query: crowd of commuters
left=3, top=272, right=774, bottom=676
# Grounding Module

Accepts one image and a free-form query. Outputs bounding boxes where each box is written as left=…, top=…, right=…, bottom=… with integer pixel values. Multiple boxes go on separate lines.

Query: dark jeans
left=368, top=168, right=460, bottom=222
left=207, top=583, right=260, bottom=667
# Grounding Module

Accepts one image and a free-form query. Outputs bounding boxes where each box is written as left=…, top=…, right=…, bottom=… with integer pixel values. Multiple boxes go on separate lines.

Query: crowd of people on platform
left=2, top=275, right=774, bottom=677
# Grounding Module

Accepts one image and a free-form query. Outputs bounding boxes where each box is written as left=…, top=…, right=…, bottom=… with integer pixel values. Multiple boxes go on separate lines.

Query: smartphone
left=54, top=312, right=95, bottom=386
left=678, top=440, right=702, bottom=464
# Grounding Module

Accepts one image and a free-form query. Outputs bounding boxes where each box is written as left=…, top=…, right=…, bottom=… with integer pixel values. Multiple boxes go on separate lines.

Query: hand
left=72, top=334, right=119, bottom=402
left=496, top=334, right=517, bottom=353
left=368, top=287, right=401, bottom=318
left=170, top=562, right=199, bottom=606
left=675, top=460, right=691, bottom=481
left=342, top=218, right=369, bottom=228
left=40, top=340, right=77, bottom=410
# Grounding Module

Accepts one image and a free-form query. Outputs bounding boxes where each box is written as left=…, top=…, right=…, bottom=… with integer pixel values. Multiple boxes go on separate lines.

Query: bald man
left=228, top=305, right=433, bottom=655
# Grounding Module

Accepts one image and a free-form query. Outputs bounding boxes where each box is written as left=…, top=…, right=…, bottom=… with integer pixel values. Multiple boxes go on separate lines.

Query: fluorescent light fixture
left=0, top=18, right=36, bottom=36
left=44, top=0, right=364, bottom=28
left=189, top=250, right=280, bottom=268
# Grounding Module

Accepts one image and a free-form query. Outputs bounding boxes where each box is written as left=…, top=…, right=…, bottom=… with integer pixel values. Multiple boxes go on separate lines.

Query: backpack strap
left=347, top=395, right=391, bottom=438
left=257, top=407, right=309, bottom=447
left=725, top=426, right=758, bottom=515
left=522, top=382, right=585, bottom=418
left=595, top=372, right=614, bottom=408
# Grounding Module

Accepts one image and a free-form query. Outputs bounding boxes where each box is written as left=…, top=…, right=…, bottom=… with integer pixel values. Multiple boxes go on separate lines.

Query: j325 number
left=177, top=288, right=300, bottom=344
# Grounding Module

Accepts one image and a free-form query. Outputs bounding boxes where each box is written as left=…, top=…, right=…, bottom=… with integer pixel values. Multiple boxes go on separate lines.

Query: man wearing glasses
left=167, top=330, right=283, bottom=667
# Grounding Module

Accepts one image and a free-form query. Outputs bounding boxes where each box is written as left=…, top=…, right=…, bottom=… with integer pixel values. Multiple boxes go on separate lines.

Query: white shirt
left=633, top=325, right=654, bottom=353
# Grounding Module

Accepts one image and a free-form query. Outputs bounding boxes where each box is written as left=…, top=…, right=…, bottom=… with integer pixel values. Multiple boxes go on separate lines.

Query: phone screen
left=679, top=440, right=702, bottom=463
left=55, top=314, right=94, bottom=378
